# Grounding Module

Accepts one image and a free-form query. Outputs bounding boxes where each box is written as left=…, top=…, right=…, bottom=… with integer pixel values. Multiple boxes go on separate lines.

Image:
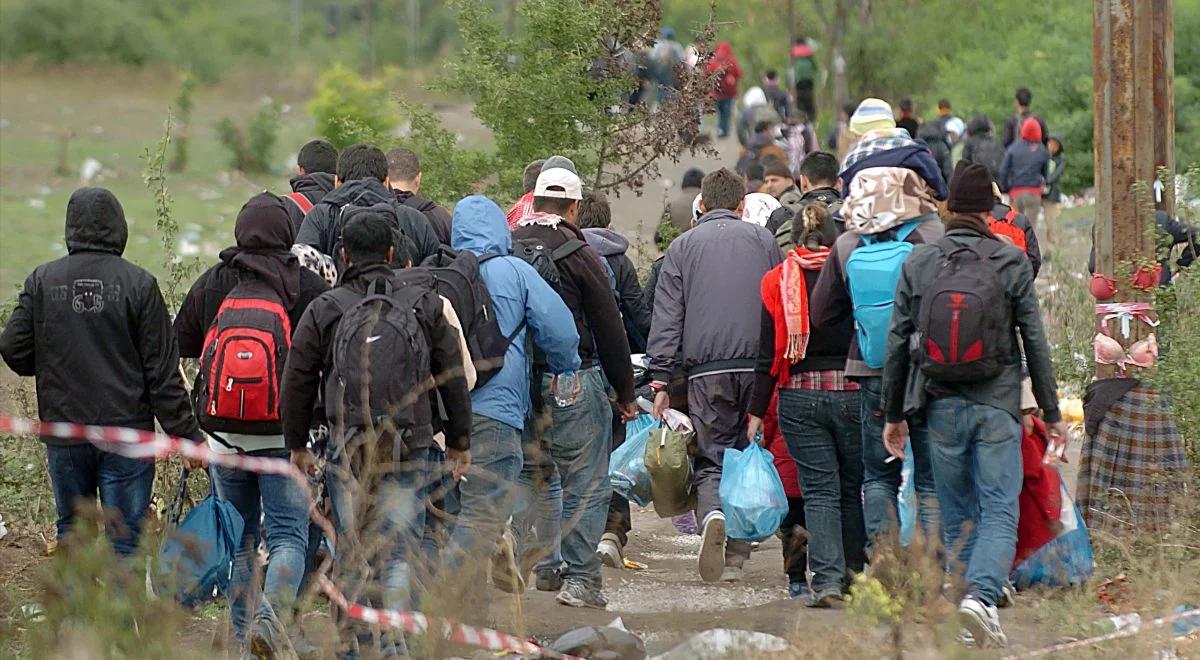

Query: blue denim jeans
left=213, top=448, right=309, bottom=641
left=715, top=97, right=734, bottom=137
left=46, top=444, right=155, bottom=557
left=515, top=368, right=612, bottom=588
left=925, top=398, right=1022, bottom=606
left=776, top=389, right=867, bottom=594
left=326, top=435, right=430, bottom=657
left=858, top=377, right=939, bottom=546
left=446, top=415, right=522, bottom=600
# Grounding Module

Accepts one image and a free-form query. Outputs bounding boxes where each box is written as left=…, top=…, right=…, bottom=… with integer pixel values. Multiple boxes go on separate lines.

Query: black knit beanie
left=947, top=161, right=995, bottom=213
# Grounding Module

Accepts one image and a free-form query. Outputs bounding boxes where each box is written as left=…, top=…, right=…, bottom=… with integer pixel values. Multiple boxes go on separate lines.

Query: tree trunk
left=831, top=0, right=849, bottom=112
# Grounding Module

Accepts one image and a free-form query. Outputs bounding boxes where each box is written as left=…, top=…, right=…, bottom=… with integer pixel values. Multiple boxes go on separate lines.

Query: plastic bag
left=645, top=421, right=696, bottom=518
left=719, top=443, right=788, bottom=542
left=1010, top=480, right=1094, bottom=589
left=156, top=468, right=244, bottom=607
left=610, top=413, right=657, bottom=506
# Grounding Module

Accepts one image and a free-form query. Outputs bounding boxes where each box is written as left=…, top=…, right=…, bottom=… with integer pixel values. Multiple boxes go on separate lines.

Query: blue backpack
left=156, top=468, right=244, bottom=607
left=845, top=220, right=922, bottom=369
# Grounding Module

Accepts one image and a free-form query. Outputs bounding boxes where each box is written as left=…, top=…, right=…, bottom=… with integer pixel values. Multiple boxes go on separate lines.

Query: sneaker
left=247, top=616, right=285, bottom=659
left=997, top=581, right=1017, bottom=609
left=555, top=580, right=608, bottom=610
left=958, top=595, right=1008, bottom=648
left=788, top=581, right=813, bottom=600
left=597, top=533, right=624, bottom=569
left=720, top=566, right=743, bottom=582
left=807, top=589, right=845, bottom=609
left=535, top=568, right=564, bottom=592
left=698, top=512, right=727, bottom=583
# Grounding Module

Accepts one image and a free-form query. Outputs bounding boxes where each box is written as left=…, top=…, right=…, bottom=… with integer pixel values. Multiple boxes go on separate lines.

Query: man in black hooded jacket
left=0, top=187, right=204, bottom=557
left=282, top=139, right=338, bottom=233
left=295, top=144, right=440, bottom=268
left=386, top=147, right=454, bottom=246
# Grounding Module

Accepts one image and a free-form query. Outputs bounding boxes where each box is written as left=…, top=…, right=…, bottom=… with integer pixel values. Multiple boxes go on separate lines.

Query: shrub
left=216, top=99, right=282, bottom=174
left=309, top=65, right=398, bottom=150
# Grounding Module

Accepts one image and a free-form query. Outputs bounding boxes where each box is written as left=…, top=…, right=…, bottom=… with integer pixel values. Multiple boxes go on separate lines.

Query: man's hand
left=291, top=448, right=318, bottom=476
left=1045, top=420, right=1070, bottom=463
left=182, top=455, right=207, bottom=471
left=1022, top=414, right=1035, bottom=434
left=882, top=421, right=909, bottom=461
left=746, top=414, right=764, bottom=444
left=447, top=448, right=472, bottom=481
left=618, top=401, right=639, bottom=422
left=652, top=390, right=670, bottom=420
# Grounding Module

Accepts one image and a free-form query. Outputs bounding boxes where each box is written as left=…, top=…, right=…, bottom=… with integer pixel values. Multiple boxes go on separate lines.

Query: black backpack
left=412, top=246, right=522, bottom=388
left=510, top=237, right=587, bottom=291
left=326, top=279, right=431, bottom=439
left=970, top=138, right=1006, bottom=182
left=915, top=239, right=1013, bottom=383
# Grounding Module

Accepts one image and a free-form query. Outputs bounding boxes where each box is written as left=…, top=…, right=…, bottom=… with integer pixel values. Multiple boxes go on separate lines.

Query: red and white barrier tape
left=318, top=576, right=580, bottom=659
left=1003, top=607, right=1200, bottom=659
left=0, top=414, right=578, bottom=660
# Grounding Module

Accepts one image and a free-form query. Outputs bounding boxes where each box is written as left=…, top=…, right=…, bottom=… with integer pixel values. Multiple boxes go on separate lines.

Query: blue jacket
left=999, top=139, right=1050, bottom=192
left=451, top=196, right=580, bottom=430
left=839, top=143, right=949, bottom=200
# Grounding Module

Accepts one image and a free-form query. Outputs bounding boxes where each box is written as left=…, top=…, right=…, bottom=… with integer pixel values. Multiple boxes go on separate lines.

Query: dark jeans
left=859, top=377, right=939, bottom=547
left=794, top=80, right=816, bottom=122
left=213, top=448, right=309, bottom=641
left=715, top=97, right=734, bottom=137
left=688, top=372, right=755, bottom=566
left=606, top=413, right=631, bottom=546
left=46, top=443, right=155, bottom=557
left=326, top=435, right=430, bottom=658
left=779, top=496, right=808, bottom=583
left=926, top=398, right=1022, bottom=606
left=776, top=388, right=867, bottom=594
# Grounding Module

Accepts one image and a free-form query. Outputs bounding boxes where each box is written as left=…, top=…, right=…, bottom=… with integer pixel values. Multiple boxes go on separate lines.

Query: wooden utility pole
left=1092, top=0, right=1175, bottom=277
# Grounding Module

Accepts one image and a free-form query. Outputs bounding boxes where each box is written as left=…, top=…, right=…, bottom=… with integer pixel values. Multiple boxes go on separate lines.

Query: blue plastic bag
left=609, top=414, right=657, bottom=506
left=156, top=470, right=244, bottom=607
left=719, top=443, right=788, bottom=542
left=1010, top=482, right=1094, bottom=589
left=898, top=443, right=916, bottom=546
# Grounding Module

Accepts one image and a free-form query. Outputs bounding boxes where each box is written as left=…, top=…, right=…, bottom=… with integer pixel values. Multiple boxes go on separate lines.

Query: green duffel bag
left=644, top=425, right=696, bottom=518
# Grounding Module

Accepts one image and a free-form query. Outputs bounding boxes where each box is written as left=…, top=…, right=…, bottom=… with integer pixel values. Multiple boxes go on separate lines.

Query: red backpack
left=283, top=192, right=314, bottom=215
left=989, top=208, right=1028, bottom=254
left=197, top=280, right=292, bottom=436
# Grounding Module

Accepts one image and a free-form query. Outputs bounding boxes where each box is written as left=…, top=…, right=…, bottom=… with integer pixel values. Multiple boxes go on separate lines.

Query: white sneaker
left=698, top=512, right=727, bottom=583
left=596, top=533, right=624, bottom=569
left=719, top=566, right=743, bottom=582
left=958, top=595, right=1008, bottom=648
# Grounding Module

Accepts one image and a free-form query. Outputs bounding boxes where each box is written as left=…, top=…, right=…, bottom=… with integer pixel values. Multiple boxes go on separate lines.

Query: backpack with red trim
left=282, top=192, right=315, bottom=216
left=915, top=238, right=1013, bottom=383
left=197, top=280, right=292, bottom=435
left=989, top=208, right=1027, bottom=254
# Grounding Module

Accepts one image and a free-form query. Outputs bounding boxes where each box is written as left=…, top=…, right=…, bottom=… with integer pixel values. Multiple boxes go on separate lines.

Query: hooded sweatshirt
left=1043, top=134, right=1066, bottom=203
left=999, top=118, right=1050, bottom=193
left=295, top=177, right=441, bottom=267
left=706, top=41, right=742, bottom=100
left=961, top=114, right=1005, bottom=180
left=283, top=172, right=335, bottom=233
left=583, top=227, right=652, bottom=351
left=174, top=193, right=330, bottom=451
left=451, top=196, right=580, bottom=430
left=0, top=188, right=201, bottom=445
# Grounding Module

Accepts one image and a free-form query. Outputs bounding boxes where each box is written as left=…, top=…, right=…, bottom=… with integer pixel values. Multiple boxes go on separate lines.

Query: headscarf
left=741, top=192, right=781, bottom=227
left=219, top=192, right=300, bottom=307
left=841, top=166, right=938, bottom=235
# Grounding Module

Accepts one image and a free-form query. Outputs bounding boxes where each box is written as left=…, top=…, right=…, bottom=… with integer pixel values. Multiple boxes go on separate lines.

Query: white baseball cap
left=534, top=167, right=583, bottom=200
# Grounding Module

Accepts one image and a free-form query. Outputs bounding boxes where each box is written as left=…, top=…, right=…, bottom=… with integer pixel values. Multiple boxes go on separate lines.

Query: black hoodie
left=0, top=188, right=201, bottom=445
left=283, top=172, right=336, bottom=234
left=393, top=189, right=453, bottom=246
left=294, top=178, right=441, bottom=267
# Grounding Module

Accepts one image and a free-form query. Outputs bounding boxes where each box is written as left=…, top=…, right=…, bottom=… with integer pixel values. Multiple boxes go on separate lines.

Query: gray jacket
left=647, top=208, right=782, bottom=382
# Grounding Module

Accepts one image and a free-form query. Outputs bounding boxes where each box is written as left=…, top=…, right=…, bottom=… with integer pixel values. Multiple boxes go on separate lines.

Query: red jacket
left=706, top=41, right=742, bottom=100
left=763, top=390, right=802, bottom=498
left=1015, top=416, right=1063, bottom=566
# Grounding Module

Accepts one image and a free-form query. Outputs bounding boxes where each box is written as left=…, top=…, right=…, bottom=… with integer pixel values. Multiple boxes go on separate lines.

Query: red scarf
left=762, top=246, right=830, bottom=385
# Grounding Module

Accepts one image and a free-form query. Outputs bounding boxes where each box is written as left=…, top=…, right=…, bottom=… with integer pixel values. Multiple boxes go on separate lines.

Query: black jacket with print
left=0, top=188, right=201, bottom=445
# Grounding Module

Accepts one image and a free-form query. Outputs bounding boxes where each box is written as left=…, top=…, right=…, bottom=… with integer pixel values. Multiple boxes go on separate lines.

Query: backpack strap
left=284, top=192, right=315, bottom=215
left=551, top=238, right=587, bottom=261
left=860, top=218, right=922, bottom=245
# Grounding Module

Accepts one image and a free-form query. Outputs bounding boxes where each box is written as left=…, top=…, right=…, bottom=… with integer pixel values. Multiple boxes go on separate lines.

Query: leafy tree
left=310, top=64, right=399, bottom=150
left=216, top=99, right=282, bottom=173
left=435, top=0, right=716, bottom=197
